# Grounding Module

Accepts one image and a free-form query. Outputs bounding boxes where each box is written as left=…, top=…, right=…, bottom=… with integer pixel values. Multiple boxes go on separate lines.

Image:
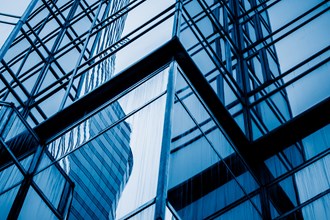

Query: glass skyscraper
left=0, top=0, right=330, bottom=219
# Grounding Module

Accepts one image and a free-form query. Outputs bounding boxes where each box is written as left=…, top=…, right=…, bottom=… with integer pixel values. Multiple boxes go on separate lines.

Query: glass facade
left=0, top=0, right=329, bottom=219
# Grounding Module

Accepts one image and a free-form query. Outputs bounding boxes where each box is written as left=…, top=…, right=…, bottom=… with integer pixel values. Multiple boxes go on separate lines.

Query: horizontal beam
left=172, top=39, right=251, bottom=154
left=34, top=39, right=176, bottom=144
left=250, top=96, right=330, bottom=162
left=167, top=153, right=246, bottom=210
left=31, top=37, right=326, bottom=219
left=34, top=35, right=330, bottom=183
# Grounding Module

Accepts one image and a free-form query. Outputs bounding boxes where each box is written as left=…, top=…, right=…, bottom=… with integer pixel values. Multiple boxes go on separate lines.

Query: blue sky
left=0, top=0, right=30, bottom=48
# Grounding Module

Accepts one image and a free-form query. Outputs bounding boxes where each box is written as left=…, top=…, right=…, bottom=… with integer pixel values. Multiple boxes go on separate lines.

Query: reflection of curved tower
left=47, top=0, right=133, bottom=219
left=68, top=103, right=133, bottom=220
left=69, top=1, right=132, bottom=219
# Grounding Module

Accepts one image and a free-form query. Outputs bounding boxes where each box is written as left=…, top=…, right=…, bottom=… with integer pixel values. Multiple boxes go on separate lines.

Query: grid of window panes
left=0, top=0, right=329, bottom=219
left=0, top=102, right=74, bottom=219
left=0, top=0, right=176, bottom=127
left=178, top=0, right=329, bottom=140
left=170, top=0, right=330, bottom=219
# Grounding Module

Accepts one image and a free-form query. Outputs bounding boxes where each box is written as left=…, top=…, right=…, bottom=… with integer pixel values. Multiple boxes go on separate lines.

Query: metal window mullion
left=0, top=62, right=27, bottom=108
left=181, top=10, right=245, bottom=102
left=36, top=91, right=167, bottom=174
left=0, top=60, right=31, bottom=100
left=249, top=56, right=330, bottom=109
left=243, top=2, right=329, bottom=54
left=247, top=45, right=330, bottom=98
left=155, top=61, right=177, bottom=220
left=174, top=87, right=263, bottom=218
left=231, top=0, right=253, bottom=141
left=198, top=0, right=240, bottom=54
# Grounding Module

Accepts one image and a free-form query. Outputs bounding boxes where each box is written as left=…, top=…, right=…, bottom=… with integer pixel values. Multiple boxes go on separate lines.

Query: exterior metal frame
left=32, top=37, right=329, bottom=219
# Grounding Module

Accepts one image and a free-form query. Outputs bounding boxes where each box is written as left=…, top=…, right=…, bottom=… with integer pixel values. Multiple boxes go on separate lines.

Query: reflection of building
left=0, top=0, right=132, bottom=219
left=168, top=1, right=293, bottom=218
left=67, top=103, right=132, bottom=220
left=1, top=0, right=330, bottom=219
left=165, top=1, right=330, bottom=220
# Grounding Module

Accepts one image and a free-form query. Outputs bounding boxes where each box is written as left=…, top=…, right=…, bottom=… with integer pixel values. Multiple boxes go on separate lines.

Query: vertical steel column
left=154, top=2, right=181, bottom=219
left=154, top=61, right=177, bottom=220
left=230, top=0, right=253, bottom=140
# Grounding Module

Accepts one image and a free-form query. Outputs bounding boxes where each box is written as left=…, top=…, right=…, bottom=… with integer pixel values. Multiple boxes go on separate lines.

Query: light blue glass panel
left=250, top=112, right=264, bottom=140
left=295, top=154, right=330, bottom=203
left=234, top=113, right=246, bottom=135
left=256, top=100, right=281, bottom=131
left=223, top=79, right=239, bottom=106
left=33, top=164, right=66, bottom=208
left=19, top=187, right=57, bottom=219
left=286, top=62, right=330, bottom=117
left=268, top=176, right=298, bottom=207
left=183, top=0, right=204, bottom=19
left=174, top=178, right=246, bottom=220
left=303, top=124, right=330, bottom=159
left=116, top=95, right=166, bottom=219
left=0, top=184, right=20, bottom=218
left=302, top=193, right=330, bottom=219
left=0, top=20, right=15, bottom=49
left=214, top=199, right=262, bottom=220
left=267, top=0, right=322, bottom=31
left=20, top=153, right=34, bottom=171
left=265, top=155, right=288, bottom=178
left=126, top=204, right=155, bottom=220
left=269, top=201, right=280, bottom=219
left=165, top=204, right=179, bottom=220
left=191, top=49, right=217, bottom=75
left=3, top=115, right=26, bottom=142
left=279, top=177, right=298, bottom=206
left=0, top=163, right=24, bottom=194
left=283, top=145, right=304, bottom=168
left=275, top=7, right=330, bottom=73
left=205, top=125, right=235, bottom=159
left=236, top=172, right=259, bottom=194
left=170, top=131, right=221, bottom=188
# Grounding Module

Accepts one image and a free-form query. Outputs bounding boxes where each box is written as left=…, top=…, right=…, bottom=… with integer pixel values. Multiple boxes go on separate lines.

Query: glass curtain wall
left=0, top=0, right=329, bottom=219
left=0, top=102, right=74, bottom=219
left=168, top=0, right=330, bottom=219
